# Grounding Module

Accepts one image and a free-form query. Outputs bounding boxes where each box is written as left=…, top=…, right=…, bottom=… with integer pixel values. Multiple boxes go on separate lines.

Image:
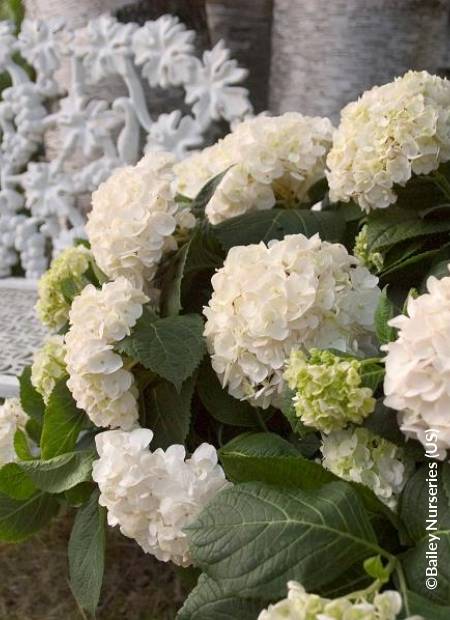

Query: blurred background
left=1, top=1, right=450, bottom=618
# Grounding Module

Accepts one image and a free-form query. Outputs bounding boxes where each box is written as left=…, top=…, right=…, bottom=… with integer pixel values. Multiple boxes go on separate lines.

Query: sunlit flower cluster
left=327, top=71, right=450, bottom=211
left=175, top=113, right=334, bottom=224
left=204, top=233, right=380, bottom=408
left=92, top=428, right=229, bottom=566
left=321, top=428, right=413, bottom=509
left=384, top=271, right=450, bottom=458
left=65, top=277, right=148, bottom=430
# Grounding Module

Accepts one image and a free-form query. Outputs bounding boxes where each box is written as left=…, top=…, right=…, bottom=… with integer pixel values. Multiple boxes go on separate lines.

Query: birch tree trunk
left=270, top=0, right=450, bottom=122
left=205, top=0, right=273, bottom=113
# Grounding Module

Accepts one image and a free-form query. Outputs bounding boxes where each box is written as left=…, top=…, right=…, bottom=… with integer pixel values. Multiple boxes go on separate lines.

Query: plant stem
left=394, top=560, right=411, bottom=616
left=255, top=408, right=269, bottom=432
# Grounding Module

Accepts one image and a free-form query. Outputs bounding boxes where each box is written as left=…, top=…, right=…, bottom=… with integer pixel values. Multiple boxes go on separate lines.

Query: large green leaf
left=0, top=463, right=37, bottom=500
left=119, top=313, right=205, bottom=391
left=399, top=464, right=450, bottom=606
left=402, top=534, right=450, bottom=606
left=68, top=489, right=106, bottom=616
left=196, top=361, right=259, bottom=428
left=19, top=366, right=45, bottom=424
left=400, top=464, right=450, bottom=543
left=219, top=432, right=398, bottom=526
left=140, top=378, right=194, bottom=450
left=160, top=224, right=223, bottom=317
left=187, top=481, right=381, bottom=599
left=17, top=450, right=95, bottom=494
left=213, top=208, right=346, bottom=251
left=40, top=380, right=86, bottom=459
left=403, top=589, right=450, bottom=619
left=366, top=208, right=450, bottom=252
left=0, top=491, right=59, bottom=542
left=219, top=432, right=335, bottom=490
left=177, top=574, right=265, bottom=620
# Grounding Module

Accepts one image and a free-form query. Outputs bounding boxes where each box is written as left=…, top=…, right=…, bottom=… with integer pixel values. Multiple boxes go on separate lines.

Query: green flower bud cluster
left=284, top=349, right=375, bottom=433
left=31, top=335, right=67, bottom=403
left=354, top=225, right=384, bottom=273
left=36, top=246, right=92, bottom=331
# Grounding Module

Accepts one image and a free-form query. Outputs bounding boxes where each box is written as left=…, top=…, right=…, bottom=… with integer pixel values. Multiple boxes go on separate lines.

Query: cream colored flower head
left=36, top=245, right=92, bottom=331
left=204, top=233, right=380, bottom=408
left=321, top=427, right=413, bottom=510
left=327, top=71, right=450, bottom=212
left=258, top=581, right=421, bottom=620
left=0, top=399, right=28, bottom=467
left=175, top=112, right=334, bottom=224
left=65, top=277, right=148, bottom=430
left=92, top=428, right=230, bottom=566
left=87, top=152, right=195, bottom=290
left=31, top=335, right=66, bottom=404
left=384, top=270, right=450, bottom=458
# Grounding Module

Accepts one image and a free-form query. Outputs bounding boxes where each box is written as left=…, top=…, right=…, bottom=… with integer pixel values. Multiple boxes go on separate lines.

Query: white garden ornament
left=0, top=14, right=252, bottom=279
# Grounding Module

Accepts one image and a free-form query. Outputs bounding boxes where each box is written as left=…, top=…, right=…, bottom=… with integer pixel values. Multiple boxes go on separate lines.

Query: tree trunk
left=270, top=0, right=450, bottom=123
left=205, top=0, right=273, bottom=113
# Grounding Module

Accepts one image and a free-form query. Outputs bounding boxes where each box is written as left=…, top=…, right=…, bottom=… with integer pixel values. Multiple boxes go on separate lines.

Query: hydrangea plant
left=2, top=72, right=450, bottom=619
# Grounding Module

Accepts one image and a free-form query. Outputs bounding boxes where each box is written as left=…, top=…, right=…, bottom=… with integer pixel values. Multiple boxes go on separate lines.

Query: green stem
left=394, top=560, right=411, bottom=616
left=255, top=408, right=269, bottom=433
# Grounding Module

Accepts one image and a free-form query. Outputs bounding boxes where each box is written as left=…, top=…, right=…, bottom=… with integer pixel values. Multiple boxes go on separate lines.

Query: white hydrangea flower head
left=204, top=233, right=380, bottom=408
left=175, top=113, right=334, bottom=225
left=87, top=152, right=194, bottom=290
left=384, top=271, right=450, bottom=458
left=327, top=70, right=450, bottom=212
left=0, top=399, right=28, bottom=467
left=258, top=581, right=422, bottom=620
left=321, top=428, right=413, bottom=509
left=36, top=244, right=92, bottom=331
left=31, top=335, right=66, bottom=403
left=65, top=277, right=148, bottom=430
left=92, top=428, right=230, bottom=566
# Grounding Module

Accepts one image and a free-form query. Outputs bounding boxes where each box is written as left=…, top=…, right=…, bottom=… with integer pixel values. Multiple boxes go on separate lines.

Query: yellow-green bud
left=354, top=225, right=384, bottom=273
left=284, top=349, right=375, bottom=433
left=36, top=246, right=92, bottom=331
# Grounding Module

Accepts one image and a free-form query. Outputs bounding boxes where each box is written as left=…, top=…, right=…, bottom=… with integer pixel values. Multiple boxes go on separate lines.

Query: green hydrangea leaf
left=40, top=379, right=86, bottom=459
left=68, top=489, right=106, bottom=616
left=177, top=574, right=265, bottom=620
left=0, top=491, right=59, bottom=542
left=187, top=481, right=381, bottom=599
left=119, top=313, right=206, bottom=391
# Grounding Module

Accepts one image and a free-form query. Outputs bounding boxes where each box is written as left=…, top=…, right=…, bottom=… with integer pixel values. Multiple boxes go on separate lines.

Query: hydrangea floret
left=92, top=428, right=230, bottom=566
left=321, top=427, right=413, bottom=509
left=284, top=348, right=375, bottom=433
